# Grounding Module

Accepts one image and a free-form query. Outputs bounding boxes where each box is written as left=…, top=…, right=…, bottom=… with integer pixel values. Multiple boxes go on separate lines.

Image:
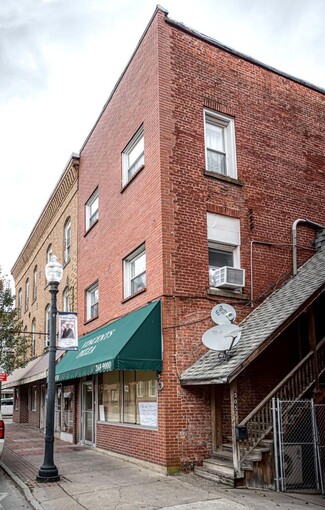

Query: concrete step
left=203, top=458, right=234, bottom=476
left=194, top=465, right=235, bottom=488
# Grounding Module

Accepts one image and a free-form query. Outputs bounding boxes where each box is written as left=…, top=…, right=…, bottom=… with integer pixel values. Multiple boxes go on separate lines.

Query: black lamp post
left=37, top=255, right=63, bottom=483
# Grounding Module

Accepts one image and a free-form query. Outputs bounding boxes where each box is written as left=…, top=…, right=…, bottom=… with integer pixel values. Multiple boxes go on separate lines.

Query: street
left=0, top=470, right=32, bottom=510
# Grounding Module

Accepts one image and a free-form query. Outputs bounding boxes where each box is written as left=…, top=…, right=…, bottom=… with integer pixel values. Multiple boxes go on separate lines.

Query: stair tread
left=194, top=466, right=235, bottom=487
left=202, top=460, right=234, bottom=474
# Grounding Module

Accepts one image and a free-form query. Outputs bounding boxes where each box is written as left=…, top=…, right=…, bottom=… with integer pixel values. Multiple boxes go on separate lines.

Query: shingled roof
left=180, top=249, right=325, bottom=385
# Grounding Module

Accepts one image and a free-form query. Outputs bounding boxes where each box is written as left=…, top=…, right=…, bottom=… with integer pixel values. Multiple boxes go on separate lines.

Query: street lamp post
left=37, top=255, right=63, bottom=483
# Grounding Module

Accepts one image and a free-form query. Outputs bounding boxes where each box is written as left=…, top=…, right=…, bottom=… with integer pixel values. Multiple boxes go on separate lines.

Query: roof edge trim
left=166, top=17, right=325, bottom=94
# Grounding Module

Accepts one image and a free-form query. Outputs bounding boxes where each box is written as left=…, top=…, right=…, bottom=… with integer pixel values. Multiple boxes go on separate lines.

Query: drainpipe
left=292, top=219, right=325, bottom=276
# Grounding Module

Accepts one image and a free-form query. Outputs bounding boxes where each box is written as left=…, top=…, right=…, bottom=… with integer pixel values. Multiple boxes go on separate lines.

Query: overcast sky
left=1, top=0, right=324, bottom=287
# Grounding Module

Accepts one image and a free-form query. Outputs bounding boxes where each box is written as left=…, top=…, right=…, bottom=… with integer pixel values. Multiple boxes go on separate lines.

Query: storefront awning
left=2, top=351, right=63, bottom=389
left=55, top=300, right=162, bottom=382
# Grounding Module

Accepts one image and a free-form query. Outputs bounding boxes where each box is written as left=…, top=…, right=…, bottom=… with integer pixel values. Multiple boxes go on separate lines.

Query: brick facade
left=75, top=8, right=324, bottom=470
left=12, top=156, right=79, bottom=359
left=11, top=7, right=325, bottom=472
left=11, top=155, right=79, bottom=427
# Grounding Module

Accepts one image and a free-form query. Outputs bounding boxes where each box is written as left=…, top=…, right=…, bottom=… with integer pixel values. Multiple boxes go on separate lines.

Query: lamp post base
left=37, top=465, right=60, bottom=483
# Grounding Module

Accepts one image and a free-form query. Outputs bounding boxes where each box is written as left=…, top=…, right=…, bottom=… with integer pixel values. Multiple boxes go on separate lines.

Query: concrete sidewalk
left=1, top=422, right=324, bottom=510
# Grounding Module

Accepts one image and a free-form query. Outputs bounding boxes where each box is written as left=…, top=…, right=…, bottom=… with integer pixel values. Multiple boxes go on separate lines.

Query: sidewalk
left=1, top=422, right=324, bottom=510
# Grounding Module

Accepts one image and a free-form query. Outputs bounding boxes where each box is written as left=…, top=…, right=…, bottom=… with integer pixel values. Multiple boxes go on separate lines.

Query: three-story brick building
left=9, top=6, right=325, bottom=488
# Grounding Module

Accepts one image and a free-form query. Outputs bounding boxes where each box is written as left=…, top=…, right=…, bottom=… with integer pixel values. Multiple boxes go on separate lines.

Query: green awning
left=55, top=301, right=162, bottom=382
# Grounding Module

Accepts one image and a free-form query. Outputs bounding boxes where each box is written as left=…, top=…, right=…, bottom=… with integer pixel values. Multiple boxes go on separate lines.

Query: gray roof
left=180, top=249, right=325, bottom=385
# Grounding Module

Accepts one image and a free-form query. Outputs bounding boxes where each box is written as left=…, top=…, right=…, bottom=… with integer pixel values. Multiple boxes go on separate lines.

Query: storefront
left=55, top=301, right=162, bottom=449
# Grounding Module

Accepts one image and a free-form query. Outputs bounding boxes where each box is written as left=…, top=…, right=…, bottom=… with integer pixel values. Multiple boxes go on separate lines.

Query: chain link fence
left=273, top=399, right=324, bottom=494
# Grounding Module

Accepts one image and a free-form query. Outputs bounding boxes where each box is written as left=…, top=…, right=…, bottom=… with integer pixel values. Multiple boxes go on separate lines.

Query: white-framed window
left=86, top=189, right=99, bottom=231
left=122, top=126, right=144, bottom=186
left=33, top=265, right=38, bottom=301
left=86, top=282, right=99, bottom=321
left=123, top=244, right=146, bottom=299
left=63, top=287, right=70, bottom=312
left=31, top=318, right=36, bottom=356
left=25, top=279, right=29, bottom=311
left=45, top=305, right=50, bottom=348
left=204, top=110, right=237, bottom=178
left=23, top=326, right=28, bottom=361
left=46, top=244, right=53, bottom=263
left=18, top=288, right=22, bottom=318
left=207, top=213, right=240, bottom=287
left=64, top=218, right=71, bottom=264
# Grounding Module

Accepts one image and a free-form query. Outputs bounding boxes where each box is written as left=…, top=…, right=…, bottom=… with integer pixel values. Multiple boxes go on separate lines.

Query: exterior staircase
left=194, top=440, right=273, bottom=488
left=194, top=337, right=325, bottom=488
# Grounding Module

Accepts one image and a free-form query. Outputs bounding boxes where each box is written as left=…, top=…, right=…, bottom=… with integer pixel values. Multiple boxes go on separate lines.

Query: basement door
left=81, top=381, right=94, bottom=445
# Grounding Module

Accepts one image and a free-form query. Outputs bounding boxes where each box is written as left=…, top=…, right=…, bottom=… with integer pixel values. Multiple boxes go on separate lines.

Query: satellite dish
left=211, top=303, right=236, bottom=325
left=202, top=323, right=240, bottom=351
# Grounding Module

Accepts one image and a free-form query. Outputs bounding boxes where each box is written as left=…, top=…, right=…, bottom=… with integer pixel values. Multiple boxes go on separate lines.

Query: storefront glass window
left=31, top=386, right=37, bottom=411
left=99, top=371, right=120, bottom=423
left=62, top=384, right=74, bottom=434
left=98, top=371, right=157, bottom=428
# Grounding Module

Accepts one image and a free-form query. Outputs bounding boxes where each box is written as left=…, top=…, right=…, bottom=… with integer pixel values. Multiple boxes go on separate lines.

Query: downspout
left=292, top=219, right=325, bottom=276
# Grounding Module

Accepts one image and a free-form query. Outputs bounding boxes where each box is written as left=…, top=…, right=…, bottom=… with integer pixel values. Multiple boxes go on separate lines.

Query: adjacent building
left=5, top=155, right=79, bottom=439
left=8, top=7, right=325, bottom=488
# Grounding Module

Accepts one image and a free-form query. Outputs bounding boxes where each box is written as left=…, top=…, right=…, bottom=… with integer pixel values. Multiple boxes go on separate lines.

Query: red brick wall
left=77, top=12, right=163, bottom=335
left=76, top=9, right=324, bottom=470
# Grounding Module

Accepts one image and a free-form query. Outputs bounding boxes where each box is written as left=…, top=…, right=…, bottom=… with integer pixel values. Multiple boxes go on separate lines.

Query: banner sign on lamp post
left=0, top=374, right=7, bottom=381
left=58, top=313, right=78, bottom=351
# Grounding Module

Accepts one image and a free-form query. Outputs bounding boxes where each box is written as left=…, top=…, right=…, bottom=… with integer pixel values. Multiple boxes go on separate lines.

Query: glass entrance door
left=82, top=381, right=94, bottom=445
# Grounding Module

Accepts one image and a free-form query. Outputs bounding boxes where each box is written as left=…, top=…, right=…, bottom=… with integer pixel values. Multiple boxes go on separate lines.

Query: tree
left=0, top=269, right=30, bottom=374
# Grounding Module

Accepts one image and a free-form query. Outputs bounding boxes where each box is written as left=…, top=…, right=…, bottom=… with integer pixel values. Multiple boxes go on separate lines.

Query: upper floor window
left=86, top=282, right=98, bottom=321
left=64, top=218, right=71, bottom=264
left=86, top=189, right=99, bottom=231
left=23, top=326, right=28, bottom=361
left=63, top=286, right=70, bottom=312
left=33, top=266, right=38, bottom=301
left=46, top=244, right=53, bottom=263
left=45, top=305, right=50, bottom=348
left=17, top=288, right=22, bottom=318
left=31, top=318, right=36, bottom=356
left=25, top=279, right=30, bottom=311
left=204, top=111, right=237, bottom=179
left=207, top=213, right=243, bottom=289
left=122, top=126, right=144, bottom=186
left=123, top=244, right=146, bottom=299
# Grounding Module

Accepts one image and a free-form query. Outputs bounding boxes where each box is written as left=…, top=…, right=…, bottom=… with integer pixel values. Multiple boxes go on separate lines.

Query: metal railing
left=237, top=337, right=325, bottom=467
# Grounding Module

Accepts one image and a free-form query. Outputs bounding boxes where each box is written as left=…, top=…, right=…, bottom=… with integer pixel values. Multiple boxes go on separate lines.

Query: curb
left=0, top=460, right=45, bottom=510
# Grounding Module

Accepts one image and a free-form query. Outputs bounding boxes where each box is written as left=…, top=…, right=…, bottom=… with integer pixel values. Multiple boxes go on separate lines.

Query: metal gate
left=273, top=399, right=324, bottom=494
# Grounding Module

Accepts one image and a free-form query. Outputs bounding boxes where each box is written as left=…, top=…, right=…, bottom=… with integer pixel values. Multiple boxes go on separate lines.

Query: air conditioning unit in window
left=210, top=266, right=245, bottom=289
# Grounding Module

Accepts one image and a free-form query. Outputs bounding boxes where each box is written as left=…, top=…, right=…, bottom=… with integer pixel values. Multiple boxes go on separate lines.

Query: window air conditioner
left=210, top=266, right=245, bottom=289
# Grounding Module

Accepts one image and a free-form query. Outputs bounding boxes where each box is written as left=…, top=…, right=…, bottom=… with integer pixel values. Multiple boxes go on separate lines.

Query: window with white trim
left=204, top=110, right=237, bottom=178
left=31, top=318, right=36, bottom=356
left=33, top=265, right=38, bottom=301
left=63, top=286, right=70, bottom=312
left=86, top=282, right=98, bottom=321
left=46, top=244, right=53, bottom=263
left=45, top=305, right=50, bottom=348
left=18, top=288, right=22, bottom=318
left=123, top=244, right=146, bottom=298
left=64, top=218, right=71, bottom=264
left=25, top=279, right=29, bottom=311
left=122, top=126, right=144, bottom=186
left=207, top=213, right=241, bottom=287
left=86, top=189, right=99, bottom=231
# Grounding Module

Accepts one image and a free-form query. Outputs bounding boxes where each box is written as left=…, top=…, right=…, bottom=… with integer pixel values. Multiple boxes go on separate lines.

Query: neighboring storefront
left=55, top=301, right=162, bottom=447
